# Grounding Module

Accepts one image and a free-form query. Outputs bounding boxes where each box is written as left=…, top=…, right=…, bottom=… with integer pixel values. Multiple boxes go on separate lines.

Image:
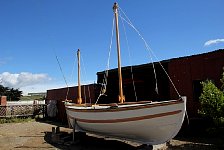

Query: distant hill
left=27, top=92, right=46, bottom=97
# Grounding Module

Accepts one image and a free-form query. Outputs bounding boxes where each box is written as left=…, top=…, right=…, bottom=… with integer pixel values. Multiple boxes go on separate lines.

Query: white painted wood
left=65, top=97, right=186, bottom=145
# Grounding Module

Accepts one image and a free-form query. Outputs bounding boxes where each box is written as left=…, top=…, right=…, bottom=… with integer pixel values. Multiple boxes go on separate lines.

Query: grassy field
left=20, top=95, right=45, bottom=101
left=0, top=117, right=35, bottom=124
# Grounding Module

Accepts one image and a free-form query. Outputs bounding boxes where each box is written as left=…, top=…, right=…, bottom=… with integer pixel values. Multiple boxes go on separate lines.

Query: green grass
left=20, top=95, right=45, bottom=101
left=0, top=117, right=35, bottom=124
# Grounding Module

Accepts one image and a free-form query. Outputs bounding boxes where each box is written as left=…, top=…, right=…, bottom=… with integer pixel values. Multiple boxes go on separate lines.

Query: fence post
left=0, top=96, right=7, bottom=106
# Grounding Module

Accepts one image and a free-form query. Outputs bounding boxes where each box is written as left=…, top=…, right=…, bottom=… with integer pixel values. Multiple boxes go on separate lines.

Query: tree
left=0, top=85, right=23, bottom=101
left=0, top=85, right=9, bottom=96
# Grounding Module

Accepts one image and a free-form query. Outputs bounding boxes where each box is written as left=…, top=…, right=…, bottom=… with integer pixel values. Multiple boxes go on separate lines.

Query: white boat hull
left=65, top=97, right=186, bottom=145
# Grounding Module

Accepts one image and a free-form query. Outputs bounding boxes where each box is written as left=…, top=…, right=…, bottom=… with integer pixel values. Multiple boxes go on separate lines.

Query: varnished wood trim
left=66, top=99, right=183, bottom=113
left=68, top=110, right=182, bottom=124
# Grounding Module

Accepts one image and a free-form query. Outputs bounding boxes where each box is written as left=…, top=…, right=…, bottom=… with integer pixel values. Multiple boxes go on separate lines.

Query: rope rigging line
left=118, top=6, right=181, bottom=97
left=54, top=50, right=79, bottom=101
left=80, top=53, right=92, bottom=104
left=118, top=8, right=158, bottom=95
left=54, top=50, right=70, bottom=100
left=120, top=10, right=138, bottom=101
left=95, top=16, right=115, bottom=105
left=80, top=55, right=86, bottom=104
left=65, top=54, right=77, bottom=100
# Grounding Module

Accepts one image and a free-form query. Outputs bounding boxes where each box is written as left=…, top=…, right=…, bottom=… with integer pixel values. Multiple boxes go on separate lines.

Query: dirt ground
left=0, top=120, right=223, bottom=150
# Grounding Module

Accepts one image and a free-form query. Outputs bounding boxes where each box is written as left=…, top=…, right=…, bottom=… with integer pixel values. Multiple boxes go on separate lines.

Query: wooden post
left=113, top=3, right=125, bottom=103
left=77, top=49, right=82, bottom=104
left=73, top=119, right=76, bottom=142
left=0, top=96, right=7, bottom=106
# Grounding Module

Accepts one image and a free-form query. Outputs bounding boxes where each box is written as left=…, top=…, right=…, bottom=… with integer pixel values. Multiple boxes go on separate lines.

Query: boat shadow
left=169, top=126, right=224, bottom=150
left=170, top=118, right=224, bottom=150
left=44, top=131, right=138, bottom=150
left=169, top=135, right=224, bottom=150
left=35, top=117, right=69, bottom=128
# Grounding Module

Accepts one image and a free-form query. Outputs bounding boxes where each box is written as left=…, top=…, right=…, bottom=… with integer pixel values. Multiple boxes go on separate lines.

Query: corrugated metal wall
left=97, top=62, right=170, bottom=103
left=168, top=49, right=224, bottom=117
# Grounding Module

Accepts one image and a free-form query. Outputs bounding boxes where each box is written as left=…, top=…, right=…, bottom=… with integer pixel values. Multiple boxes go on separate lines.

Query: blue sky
left=0, top=0, right=224, bottom=95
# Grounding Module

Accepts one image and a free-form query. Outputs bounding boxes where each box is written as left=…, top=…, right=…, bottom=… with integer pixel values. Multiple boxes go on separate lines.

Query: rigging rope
left=120, top=10, right=138, bottom=101
left=95, top=16, right=115, bottom=105
left=80, top=53, right=92, bottom=104
left=118, top=6, right=180, bottom=97
left=65, top=55, right=77, bottom=100
left=118, top=8, right=158, bottom=95
left=54, top=50, right=69, bottom=100
left=54, top=50, right=78, bottom=101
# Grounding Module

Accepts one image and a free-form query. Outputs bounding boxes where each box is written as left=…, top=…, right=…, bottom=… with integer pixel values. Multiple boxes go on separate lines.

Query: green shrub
left=199, top=80, right=224, bottom=122
left=221, top=68, right=224, bottom=91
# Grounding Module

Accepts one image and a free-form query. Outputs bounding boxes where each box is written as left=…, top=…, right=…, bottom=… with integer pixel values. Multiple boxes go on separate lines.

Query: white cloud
left=0, top=72, right=95, bottom=95
left=204, top=38, right=224, bottom=46
left=0, top=72, right=51, bottom=89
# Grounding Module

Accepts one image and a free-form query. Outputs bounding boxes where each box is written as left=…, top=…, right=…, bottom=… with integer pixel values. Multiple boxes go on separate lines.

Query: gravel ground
left=0, top=120, right=223, bottom=150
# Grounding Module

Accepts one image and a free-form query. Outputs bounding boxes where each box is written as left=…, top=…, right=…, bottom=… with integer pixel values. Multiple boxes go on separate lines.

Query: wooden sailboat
left=65, top=3, right=186, bottom=145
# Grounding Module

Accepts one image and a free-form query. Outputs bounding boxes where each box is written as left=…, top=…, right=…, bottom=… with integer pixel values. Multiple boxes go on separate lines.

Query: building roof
left=97, top=49, right=224, bottom=75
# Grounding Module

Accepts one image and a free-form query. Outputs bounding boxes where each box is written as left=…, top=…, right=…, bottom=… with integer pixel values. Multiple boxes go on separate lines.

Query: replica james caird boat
left=65, top=3, right=186, bottom=145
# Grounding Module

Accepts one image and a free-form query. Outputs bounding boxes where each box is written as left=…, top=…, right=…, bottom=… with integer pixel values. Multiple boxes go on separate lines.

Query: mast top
left=113, top=2, right=118, bottom=12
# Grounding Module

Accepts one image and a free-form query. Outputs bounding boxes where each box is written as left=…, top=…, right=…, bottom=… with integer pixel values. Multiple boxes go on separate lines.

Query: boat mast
left=113, top=3, right=125, bottom=103
left=77, top=49, right=82, bottom=104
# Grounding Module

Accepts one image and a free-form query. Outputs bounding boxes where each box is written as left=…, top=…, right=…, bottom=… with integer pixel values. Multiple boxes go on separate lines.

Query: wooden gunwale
left=66, top=99, right=183, bottom=113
